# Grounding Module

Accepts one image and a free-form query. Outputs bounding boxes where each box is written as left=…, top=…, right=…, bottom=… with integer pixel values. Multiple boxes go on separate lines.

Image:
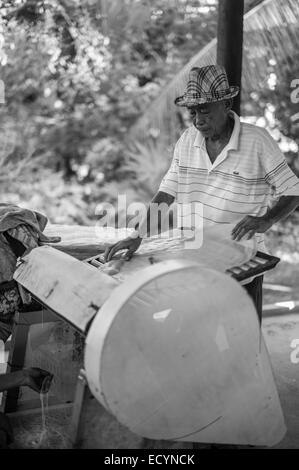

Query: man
left=104, top=65, right=299, bottom=321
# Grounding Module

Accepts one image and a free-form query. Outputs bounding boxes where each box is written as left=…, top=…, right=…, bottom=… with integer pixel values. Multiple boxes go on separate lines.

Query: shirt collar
left=193, top=110, right=241, bottom=150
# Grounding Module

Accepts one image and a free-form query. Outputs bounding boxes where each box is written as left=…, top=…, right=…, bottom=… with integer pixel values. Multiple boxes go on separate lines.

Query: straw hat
left=175, top=65, right=239, bottom=107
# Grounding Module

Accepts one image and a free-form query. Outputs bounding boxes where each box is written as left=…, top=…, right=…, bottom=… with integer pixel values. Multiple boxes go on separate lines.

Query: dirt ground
left=262, top=314, right=299, bottom=449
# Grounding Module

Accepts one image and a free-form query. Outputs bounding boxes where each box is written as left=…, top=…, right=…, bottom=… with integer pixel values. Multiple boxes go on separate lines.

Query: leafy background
left=0, top=0, right=298, bottom=263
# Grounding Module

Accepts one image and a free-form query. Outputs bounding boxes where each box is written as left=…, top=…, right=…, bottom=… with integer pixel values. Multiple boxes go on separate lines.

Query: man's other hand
left=23, top=367, right=53, bottom=394
left=231, top=215, right=273, bottom=241
left=103, top=236, right=142, bottom=262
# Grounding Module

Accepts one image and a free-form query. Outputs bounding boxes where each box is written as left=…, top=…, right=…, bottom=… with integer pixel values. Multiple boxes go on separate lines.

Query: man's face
left=187, top=101, right=230, bottom=139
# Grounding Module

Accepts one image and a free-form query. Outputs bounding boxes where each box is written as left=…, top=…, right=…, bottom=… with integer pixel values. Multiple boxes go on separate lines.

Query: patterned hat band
left=175, top=65, right=240, bottom=107
left=180, top=88, right=238, bottom=100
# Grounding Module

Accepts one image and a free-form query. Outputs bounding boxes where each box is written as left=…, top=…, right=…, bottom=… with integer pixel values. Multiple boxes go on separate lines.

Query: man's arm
left=0, top=368, right=53, bottom=393
left=134, top=191, right=175, bottom=237
left=231, top=196, right=299, bottom=241
left=0, top=371, right=26, bottom=392
left=104, top=191, right=175, bottom=262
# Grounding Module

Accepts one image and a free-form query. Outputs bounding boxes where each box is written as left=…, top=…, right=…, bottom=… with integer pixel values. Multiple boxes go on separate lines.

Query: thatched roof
left=133, top=0, right=299, bottom=138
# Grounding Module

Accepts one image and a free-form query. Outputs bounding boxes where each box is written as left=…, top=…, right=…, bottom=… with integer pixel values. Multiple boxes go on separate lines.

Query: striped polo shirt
left=159, top=111, right=299, bottom=251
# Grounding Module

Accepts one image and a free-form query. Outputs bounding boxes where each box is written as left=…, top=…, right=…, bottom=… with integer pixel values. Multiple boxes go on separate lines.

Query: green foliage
left=0, top=0, right=218, bottom=213
left=85, top=137, right=126, bottom=182
left=0, top=0, right=298, bottom=225
left=122, top=139, right=173, bottom=199
left=242, top=47, right=299, bottom=176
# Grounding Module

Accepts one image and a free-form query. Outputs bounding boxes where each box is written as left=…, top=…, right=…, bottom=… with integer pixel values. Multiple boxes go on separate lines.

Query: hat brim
left=174, top=86, right=240, bottom=107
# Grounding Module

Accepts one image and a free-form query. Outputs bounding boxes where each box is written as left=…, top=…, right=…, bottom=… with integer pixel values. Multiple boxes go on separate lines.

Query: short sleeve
left=261, top=129, right=299, bottom=199
left=158, top=141, right=180, bottom=198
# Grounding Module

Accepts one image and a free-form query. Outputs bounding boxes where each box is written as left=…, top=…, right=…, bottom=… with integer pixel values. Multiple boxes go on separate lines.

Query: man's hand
left=103, top=236, right=142, bottom=262
left=231, top=215, right=273, bottom=241
left=103, top=191, right=175, bottom=262
left=22, top=368, right=53, bottom=394
left=232, top=196, right=299, bottom=242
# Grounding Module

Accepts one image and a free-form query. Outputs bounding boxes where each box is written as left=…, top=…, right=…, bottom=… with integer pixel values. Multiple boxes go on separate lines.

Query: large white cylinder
left=84, top=259, right=286, bottom=446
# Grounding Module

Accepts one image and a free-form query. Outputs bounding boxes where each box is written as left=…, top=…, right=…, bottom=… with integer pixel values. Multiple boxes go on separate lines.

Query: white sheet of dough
left=85, top=260, right=286, bottom=446
left=100, top=224, right=257, bottom=281
left=44, top=223, right=256, bottom=272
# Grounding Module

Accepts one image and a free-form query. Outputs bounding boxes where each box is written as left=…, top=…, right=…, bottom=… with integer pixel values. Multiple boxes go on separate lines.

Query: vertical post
left=217, top=0, right=244, bottom=115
